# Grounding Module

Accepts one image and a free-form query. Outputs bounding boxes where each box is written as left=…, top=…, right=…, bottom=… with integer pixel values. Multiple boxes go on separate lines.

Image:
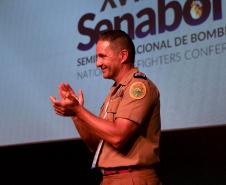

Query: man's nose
left=96, top=58, right=102, bottom=67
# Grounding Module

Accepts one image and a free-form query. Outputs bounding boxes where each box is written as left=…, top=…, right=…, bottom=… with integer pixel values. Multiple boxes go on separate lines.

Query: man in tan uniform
left=50, top=30, right=162, bottom=185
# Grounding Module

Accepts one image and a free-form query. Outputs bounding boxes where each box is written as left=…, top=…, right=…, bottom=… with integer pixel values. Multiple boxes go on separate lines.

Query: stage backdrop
left=0, top=0, right=226, bottom=146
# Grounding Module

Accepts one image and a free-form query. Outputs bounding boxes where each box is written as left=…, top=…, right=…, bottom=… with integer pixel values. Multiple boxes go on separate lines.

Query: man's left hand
left=50, top=83, right=80, bottom=117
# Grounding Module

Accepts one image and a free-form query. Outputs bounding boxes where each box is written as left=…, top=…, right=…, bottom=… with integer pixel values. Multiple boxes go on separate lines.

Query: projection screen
left=0, top=0, right=225, bottom=146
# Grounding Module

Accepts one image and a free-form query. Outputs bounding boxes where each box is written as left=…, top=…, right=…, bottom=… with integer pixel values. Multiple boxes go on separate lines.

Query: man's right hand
left=50, top=83, right=84, bottom=117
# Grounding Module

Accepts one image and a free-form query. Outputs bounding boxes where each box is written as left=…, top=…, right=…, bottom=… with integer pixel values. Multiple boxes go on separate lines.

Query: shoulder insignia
left=129, top=82, right=146, bottom=99
left=133, top=72, right=147, bottom=80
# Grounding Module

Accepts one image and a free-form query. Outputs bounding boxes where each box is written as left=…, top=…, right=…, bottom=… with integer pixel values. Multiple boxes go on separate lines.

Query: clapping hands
left=50, top=83, right=84, bottom=117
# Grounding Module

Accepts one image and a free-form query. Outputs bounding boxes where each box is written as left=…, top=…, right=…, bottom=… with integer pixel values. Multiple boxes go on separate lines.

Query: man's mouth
left=101, top=67, right=107, bottom=73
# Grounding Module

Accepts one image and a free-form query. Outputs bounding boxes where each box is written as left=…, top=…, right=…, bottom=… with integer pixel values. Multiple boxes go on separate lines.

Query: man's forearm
left=71, top=116, right=99, bottom=152
left=73, top=105, right=138, bottom=149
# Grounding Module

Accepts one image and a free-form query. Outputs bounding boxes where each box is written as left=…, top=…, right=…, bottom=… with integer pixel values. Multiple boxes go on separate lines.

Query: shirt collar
left=118, top=67, right=139, bottom=86
left=109, top=68, right=139, bottom=96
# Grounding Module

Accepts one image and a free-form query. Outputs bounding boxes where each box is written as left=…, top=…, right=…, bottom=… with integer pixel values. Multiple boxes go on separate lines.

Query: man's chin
left=102, top=74, right=111, bottom=79
left=102, top=75, right=109, bottom=79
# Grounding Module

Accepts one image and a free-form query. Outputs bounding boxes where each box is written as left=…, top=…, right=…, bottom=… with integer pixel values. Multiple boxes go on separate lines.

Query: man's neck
left=114, top=65, right=134, bottom=85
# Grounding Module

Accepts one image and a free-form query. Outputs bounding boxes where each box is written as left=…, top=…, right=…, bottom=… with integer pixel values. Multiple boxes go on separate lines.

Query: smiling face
left=96, top=40, right=122, bottom=81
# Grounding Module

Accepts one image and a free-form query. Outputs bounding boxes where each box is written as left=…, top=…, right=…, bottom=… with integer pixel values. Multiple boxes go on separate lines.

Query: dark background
left=1, top=125, right=226, bottom=185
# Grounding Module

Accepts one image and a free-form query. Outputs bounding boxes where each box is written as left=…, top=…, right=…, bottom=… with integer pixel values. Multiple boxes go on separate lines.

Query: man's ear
left=120, top=49, right=129, bottom=63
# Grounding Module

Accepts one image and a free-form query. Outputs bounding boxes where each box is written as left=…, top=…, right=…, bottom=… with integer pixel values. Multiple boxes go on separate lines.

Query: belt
left=100, top=165, right=153, bottom=176
left=101, top=168, right=132, bottom=176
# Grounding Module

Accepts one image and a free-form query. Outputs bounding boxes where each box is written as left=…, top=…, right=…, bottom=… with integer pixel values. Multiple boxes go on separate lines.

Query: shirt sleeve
left=115, top=79, right=159, bottom=125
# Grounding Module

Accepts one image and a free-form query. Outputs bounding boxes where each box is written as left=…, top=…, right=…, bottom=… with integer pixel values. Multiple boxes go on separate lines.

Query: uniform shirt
left=97, top=68, right=161, bottom=168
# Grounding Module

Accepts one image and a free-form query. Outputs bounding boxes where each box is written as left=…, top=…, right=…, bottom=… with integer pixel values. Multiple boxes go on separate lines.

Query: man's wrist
left=73, top=104, right=83, bottom=117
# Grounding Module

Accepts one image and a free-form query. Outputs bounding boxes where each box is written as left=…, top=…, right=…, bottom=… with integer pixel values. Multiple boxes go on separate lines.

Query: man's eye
left=97, top=54, right=105, bottom=59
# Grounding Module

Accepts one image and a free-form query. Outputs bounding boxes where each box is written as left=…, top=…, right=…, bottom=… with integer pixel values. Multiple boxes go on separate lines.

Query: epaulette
left=133, top=72, right=147, bottom=80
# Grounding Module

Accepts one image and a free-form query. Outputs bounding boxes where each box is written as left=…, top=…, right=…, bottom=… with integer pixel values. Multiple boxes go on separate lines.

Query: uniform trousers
left=100, top=168, right=162, bottom=185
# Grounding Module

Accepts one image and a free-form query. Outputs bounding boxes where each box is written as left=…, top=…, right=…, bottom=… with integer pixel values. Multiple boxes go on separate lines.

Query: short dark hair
left=98, top=30, right=135, bottom=63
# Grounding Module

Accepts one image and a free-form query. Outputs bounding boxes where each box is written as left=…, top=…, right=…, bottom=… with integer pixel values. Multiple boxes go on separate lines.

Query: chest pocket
left=106, top=96, right=122, bottom=121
